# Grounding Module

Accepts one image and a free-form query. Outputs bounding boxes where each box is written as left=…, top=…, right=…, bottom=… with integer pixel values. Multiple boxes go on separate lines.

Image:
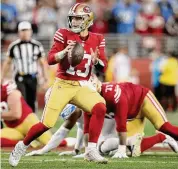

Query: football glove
left=112, top=145, right=128, bottom=159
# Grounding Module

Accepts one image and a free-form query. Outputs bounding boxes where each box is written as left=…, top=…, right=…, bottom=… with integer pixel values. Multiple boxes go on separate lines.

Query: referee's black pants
left=15, top=73, right=37, bottom=112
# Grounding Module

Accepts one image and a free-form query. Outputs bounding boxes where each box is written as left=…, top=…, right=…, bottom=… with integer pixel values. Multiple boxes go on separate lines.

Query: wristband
left=94, top=58, right=99, bottom=65
left=118, top=145, right=126, bottom=152
left=55, top=50, right=66, bottom=61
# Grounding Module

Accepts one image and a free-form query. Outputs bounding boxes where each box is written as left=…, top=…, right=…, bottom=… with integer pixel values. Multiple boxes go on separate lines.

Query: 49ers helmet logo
left=83, top=6, right=91, bottom=13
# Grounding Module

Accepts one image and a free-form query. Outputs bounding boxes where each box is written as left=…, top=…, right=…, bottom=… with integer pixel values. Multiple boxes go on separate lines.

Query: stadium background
left=1, top=0, right=178, bottom=108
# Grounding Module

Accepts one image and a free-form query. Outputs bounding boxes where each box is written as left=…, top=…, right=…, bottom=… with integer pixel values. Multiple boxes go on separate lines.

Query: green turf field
left=1, top=111, right=178, bottom=169
left=1, top=152, right=178, bottom=169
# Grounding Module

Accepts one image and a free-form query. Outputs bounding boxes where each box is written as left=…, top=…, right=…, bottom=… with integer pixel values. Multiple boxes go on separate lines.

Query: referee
left=2, top=21, right=48, bottom=112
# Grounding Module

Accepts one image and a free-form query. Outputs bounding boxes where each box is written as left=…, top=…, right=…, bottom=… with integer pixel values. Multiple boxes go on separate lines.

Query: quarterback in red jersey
left=98, top=82, right=178, bottom=158
left=9, top=3, right=108, bottom=167
left=0, top=81, right=53, bottom=148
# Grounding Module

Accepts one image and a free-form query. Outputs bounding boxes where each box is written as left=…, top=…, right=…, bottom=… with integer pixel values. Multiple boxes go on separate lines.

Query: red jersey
left=48, top=28, right=107, bottom=81
left=1, top=84, right=32, bottom=128
left=101, top=82, right=149, bottom=132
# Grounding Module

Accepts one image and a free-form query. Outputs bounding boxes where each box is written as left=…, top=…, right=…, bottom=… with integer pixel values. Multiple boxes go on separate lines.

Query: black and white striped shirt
left=7, top=39, right=45, bottom=75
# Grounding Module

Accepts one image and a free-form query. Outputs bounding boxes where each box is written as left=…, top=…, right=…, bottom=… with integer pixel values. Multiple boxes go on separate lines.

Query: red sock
left=89, top=103, right=106, bottom=143
left=1, top=138, right=19, bottom=147
left=141, top=133, right=166, bottom=153
left=23, top=122, right=49, bottom=146
left=58, top=139, right=67, bottom=147
left=84, top=112, right=91, bottom=134
left=159, top=122, right=178, bottom=141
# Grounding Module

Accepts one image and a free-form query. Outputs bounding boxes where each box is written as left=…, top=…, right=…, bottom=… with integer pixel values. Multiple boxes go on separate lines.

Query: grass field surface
left=1, top=152, right=178, bottom=169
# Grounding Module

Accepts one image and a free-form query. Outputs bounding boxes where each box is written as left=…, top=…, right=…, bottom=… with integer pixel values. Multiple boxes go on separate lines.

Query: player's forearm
left=48, top=50, right=67, bottom=65
left=118, top=132, right=127, bottom=145
left=94, top=52, right=108, bottom=73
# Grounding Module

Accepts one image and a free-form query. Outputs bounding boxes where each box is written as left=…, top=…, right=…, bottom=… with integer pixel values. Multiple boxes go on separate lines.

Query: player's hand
left=90, top=47, right=99, bottom=65
left=25, top=150, right=44, bottom=156
left=112, top=145, right=128, bottom=159
left=59, top=150, right=79, bottom=156
left=64, top=41, right=76, bottom=56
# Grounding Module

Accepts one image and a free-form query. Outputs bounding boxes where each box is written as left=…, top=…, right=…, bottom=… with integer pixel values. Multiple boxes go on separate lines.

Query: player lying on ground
left=97, top=114, right=178, bottom=157
left=9, top=3, right=108, bottom=167
left=0, top=81, right=66, bottom=148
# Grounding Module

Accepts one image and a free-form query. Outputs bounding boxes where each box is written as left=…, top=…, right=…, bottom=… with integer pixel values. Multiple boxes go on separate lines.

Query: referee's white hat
left=18, top=21, right=32, bottom=31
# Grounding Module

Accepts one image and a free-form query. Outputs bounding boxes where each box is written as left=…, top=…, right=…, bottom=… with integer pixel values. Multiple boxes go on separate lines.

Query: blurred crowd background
left=1, top=0, right=178, bottom=111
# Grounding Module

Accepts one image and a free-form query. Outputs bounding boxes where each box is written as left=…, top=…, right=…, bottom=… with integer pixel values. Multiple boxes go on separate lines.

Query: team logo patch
left=83, top=6, right=91, bottom=13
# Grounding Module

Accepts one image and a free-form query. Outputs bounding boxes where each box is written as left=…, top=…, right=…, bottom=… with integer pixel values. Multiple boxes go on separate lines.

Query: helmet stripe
left=72, top=3, right=81, bottom=13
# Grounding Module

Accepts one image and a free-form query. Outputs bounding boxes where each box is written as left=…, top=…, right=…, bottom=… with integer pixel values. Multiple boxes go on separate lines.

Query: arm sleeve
left=47, top=29, right=65, bottom=65
left=114, top=95, right=128, bottom=132
left=95, top=35, right=108, bottom=72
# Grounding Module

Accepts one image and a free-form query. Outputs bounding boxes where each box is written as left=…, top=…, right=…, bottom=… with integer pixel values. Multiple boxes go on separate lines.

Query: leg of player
left=9, top=80, right=73, bottom=167
left=143, top=92, right=178, bottom=141
left=72, top=85, right=107, bottom=163
left=141, top=133, right=178, bottom=153
left=59, top=116, right=84, bottom=156
left=83, top=108, right=108, bottom=163
left=26, top=108, right=82, bottom=156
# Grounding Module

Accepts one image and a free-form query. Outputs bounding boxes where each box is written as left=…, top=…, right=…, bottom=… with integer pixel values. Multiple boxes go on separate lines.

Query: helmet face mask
left=68, top=3, right=94, bottom=33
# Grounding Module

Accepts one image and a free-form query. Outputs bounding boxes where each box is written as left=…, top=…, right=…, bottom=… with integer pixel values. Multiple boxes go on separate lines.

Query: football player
left=93, top=81, right=178, bottom=158
left=0, top=81, right=57, bottom=148
left=9, top=3, right=108, bottom=166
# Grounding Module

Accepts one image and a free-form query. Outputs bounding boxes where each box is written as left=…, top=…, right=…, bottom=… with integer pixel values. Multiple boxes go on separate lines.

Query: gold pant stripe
left=148, top=92, right=165, bottom=114
left=147, top=92, right=167, bottom=122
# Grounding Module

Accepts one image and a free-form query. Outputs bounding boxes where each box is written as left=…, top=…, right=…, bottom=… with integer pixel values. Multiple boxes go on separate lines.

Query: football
left=68, top=42, right=84, bottom=67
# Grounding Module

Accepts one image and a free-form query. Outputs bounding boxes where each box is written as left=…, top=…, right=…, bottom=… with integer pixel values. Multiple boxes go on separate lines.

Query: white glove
left=112, top=145, right=128, bottom=159
left=25, top=150, right=44, bottom=156
left=59, top=149, right=79, bottom=156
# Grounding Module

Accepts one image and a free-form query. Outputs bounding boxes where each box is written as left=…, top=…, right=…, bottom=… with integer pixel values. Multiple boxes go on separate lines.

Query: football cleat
left=9, top=141, right=28, bottom=167
left=131, top=133, right=143, bottom=157
left=84, top=148, right=108, bottom=164
left=163, top=135, right=178, bottom=153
